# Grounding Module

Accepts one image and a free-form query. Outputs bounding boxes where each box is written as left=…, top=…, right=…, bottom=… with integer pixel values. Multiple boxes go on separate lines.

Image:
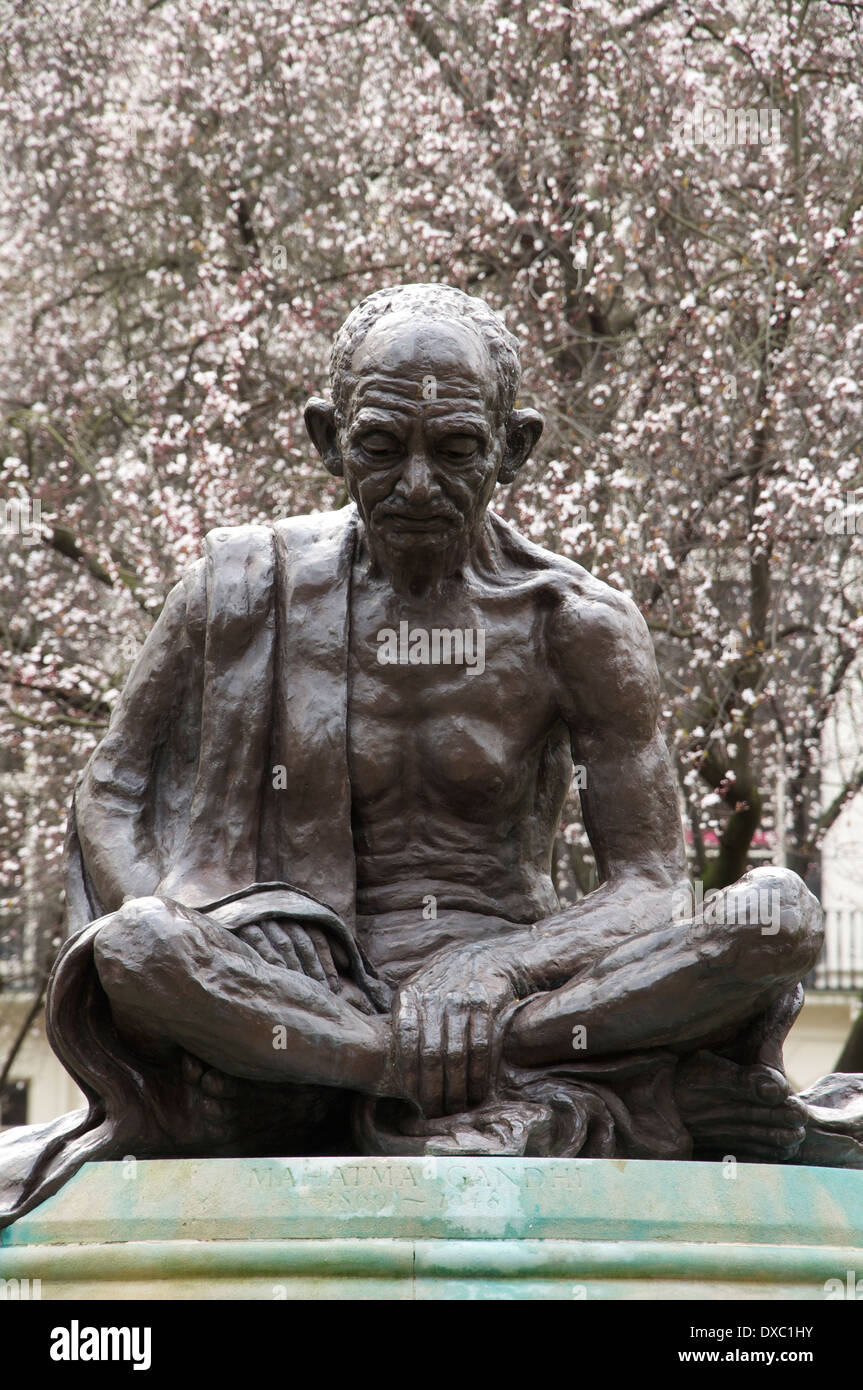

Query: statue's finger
left=288, top=925, right=329, bottom=984
left=394, top=990, right=421, bottom=1099
left=272, top=928, right=303, bottom=973
left=243, top=923, right=289, bottom=970
left=442, top=997, right=470, bottom=1115
left=467, top=1001, right=492, bottom=1107
left=307, top=926, right=341, bottom=992
left=418, top=998, right=445, bottom=1117
left=698, top=1124, right=805, bottom=1155
left=253, top=918, right=301, bottom=972
left=692, top=1103, right=805, bottom=1133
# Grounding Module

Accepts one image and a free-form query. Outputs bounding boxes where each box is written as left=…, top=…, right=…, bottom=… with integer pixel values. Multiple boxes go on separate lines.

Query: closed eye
left=357, top=431, right=404, bottom=462
left=435, top=434, right=482, bottom=461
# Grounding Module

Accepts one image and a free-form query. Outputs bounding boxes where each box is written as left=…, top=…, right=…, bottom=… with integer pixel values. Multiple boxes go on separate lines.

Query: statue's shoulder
left=272, top=502, right=356, bottom=553
left=198, top=504, right=355, bottom=579
left=187, top=506, right=355, bottom=632
left=489, top=512, right=655, bottom=714
left=200, top=503, right=355, bottom=559
left=488, top=510, right=638, bottom=617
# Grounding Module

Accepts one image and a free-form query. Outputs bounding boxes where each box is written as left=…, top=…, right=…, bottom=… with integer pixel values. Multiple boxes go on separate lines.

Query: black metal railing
left=808, top=909, right=863, bottom=992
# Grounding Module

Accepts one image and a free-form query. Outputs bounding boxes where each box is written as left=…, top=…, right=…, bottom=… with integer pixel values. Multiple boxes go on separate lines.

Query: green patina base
left=2, top=1157, right=862, bottom=1299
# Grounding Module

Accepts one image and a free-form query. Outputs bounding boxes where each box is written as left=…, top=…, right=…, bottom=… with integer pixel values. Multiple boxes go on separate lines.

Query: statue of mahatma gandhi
left=3, top=283, right=863, bottom=1227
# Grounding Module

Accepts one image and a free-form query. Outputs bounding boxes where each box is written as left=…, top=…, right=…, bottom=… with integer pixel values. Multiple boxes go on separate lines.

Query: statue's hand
left=234, top=917, right=343, bottom=992
left=392, top=951, right=516, bottom=1118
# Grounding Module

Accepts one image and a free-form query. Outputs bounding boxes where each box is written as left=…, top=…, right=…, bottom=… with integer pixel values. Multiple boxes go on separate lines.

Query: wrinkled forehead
left=345, top=315, right=499, bottom=417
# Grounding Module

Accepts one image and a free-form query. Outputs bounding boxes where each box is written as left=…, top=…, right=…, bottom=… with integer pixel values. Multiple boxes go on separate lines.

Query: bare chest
left=346, top=578, right=561, bottom=808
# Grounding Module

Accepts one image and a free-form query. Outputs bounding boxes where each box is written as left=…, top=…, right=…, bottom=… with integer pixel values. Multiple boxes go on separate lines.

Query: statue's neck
left=355, top=517, right=497, bottom=599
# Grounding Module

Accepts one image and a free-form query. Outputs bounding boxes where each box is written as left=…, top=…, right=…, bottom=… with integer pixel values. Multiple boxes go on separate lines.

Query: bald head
left=330, top=283, right=521, bottom=425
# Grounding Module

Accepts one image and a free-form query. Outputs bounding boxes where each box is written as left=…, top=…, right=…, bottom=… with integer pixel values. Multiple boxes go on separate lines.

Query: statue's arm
left=491, top=582, right=690, bottom=993
left=74, top=560, right=206, bottom=913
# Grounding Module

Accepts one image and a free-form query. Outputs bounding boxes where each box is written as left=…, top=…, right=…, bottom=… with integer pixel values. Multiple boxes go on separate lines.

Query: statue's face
left=340, top=315, right=506, bottom=567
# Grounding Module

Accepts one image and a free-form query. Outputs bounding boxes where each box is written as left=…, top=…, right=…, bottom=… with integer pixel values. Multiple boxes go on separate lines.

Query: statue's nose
left=400, top=451, right=436, bottom=501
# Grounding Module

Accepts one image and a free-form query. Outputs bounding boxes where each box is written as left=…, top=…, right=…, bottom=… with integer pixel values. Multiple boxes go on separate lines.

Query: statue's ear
left=304, top=397, right=344, bottom=477
left=498, top=407, right=543, bottom=484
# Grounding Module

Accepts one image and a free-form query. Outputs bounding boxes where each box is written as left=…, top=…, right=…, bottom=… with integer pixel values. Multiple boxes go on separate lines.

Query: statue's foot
left=675, top=1051, right=806, bottom=1162
left=793, top=1073, right=863, bottom=1167
left=418, top=1101, right=555, bottom=1157
left=354, top=1096, right=556, bottom=1157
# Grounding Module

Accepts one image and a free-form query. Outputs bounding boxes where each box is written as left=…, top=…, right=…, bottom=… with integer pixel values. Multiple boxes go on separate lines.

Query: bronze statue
left=2, top=284, right=862, bottom=1227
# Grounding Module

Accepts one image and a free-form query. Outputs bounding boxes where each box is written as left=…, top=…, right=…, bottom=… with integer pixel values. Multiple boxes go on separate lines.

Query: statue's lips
left=377, top=512, right=460, bottom=534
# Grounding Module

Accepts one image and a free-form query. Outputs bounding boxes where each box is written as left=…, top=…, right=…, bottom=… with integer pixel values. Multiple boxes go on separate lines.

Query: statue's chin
left=368, top=517, right=470, bottom=586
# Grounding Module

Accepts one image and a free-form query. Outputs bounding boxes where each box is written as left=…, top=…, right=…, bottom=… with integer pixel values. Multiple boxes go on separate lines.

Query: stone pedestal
left=2, top=1157, right=862, bottom=1300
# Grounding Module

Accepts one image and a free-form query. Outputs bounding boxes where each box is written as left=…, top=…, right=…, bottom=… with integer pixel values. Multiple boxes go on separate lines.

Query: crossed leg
left=504, top=868, right=822, bottom=1066
left=93, top=896, right=397, bottom=1096
left=500, top=868, right=823, bottom=1159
